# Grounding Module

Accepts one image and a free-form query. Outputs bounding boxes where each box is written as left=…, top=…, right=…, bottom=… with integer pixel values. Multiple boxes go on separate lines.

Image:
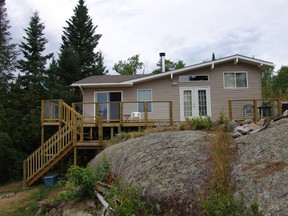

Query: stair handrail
left=24, top=124, right=73, bottom=184
left=23, top=100, right=84, bottom=186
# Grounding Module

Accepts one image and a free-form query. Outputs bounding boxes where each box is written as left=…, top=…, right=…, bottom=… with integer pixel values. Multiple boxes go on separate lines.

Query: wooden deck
left=228, top=98, right=282, bottom=123
left=23, top=99, right=173, bottom=186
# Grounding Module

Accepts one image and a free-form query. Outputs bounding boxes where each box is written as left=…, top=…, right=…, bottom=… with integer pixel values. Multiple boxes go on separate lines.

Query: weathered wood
left=169, top=101, right=173, bottom=126
left=228, top=100, right=232, bottom=121
left=253, top=100, right=258, bottom=123
left=24, top=99, right=175, bottom=186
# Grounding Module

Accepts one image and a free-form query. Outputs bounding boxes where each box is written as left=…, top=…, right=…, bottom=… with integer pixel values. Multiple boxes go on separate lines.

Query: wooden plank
left=169, top=101, right=173, bottom=126
left=253, top=100, right=258, bottom=123
left=228, top=100, right=232, bottom=121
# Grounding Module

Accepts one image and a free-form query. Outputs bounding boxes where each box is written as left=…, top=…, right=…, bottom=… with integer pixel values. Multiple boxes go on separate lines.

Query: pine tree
left=17, top=11, right=53, bottom=91
left=59, top=0, right=106, bottom=85
left=0, top=0, right=18, bottom=97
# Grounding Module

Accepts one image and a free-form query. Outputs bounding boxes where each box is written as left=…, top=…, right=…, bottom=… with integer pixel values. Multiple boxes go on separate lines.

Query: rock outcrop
left=89, top=131, right=212, bottom=215
left=232, top=122, right=288, bottom=215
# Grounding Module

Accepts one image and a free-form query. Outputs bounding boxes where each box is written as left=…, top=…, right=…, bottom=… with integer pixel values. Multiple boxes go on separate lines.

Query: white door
left=180, top=87, right=211, bottom=121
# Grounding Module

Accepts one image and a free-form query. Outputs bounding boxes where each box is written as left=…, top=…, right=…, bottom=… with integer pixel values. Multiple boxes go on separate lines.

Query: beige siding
left=81, top=61, right=262, bottom=121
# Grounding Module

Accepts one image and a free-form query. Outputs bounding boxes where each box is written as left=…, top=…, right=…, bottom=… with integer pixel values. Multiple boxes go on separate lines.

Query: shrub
left=106, top=179, right=153, bottom=216
left=66, top=166, right=97, bottom=197
left=180, top=116, right=213, bottom=130
left=94, top=154, right=111, bottom=182
left=216, top=111, right=229, bottom=125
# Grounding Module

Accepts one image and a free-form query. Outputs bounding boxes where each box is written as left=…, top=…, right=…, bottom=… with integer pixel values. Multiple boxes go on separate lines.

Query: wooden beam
left=277, top=99, right=282, bottom=115
left=144, top=102, right=148, bottom=126
left=253, top=100, right=258, bottom=123
left=234, top=57, right=238, bottom=64
left=210, top=63, right=214, bottom=70
left=169, top=101, right=173, bottom=126
left=228, top=100, right=232, bottom=121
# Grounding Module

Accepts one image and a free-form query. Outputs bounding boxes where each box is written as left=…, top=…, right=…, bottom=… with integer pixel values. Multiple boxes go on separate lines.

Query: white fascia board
left=71, top=55, right=273, bottom=87
left=70, top=83, right=133, bottom=87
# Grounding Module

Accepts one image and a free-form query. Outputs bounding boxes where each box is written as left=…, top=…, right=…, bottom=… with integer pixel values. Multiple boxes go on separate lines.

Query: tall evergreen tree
left=59, top=0, right=106, bottom=85
left=0, top=0, right=18, bottom=97
left=0, top=0, right=24, bottom=183
left=17, top=11, right=53, bottom=92
left=9, top=11, right=53, bottom=155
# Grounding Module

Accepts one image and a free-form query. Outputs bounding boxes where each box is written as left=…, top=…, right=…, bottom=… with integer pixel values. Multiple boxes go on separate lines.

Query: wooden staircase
left=23, top=100, right=103, bottom=186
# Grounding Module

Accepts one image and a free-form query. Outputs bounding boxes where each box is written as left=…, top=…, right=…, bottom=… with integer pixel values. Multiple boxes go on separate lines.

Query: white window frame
left=137, top=89, right=153, bottom=113
left=179, top=74, right=209, bottom=82
left=94, top=91, right=123, bottom=119
left=223, top=71, right=248, bottom=89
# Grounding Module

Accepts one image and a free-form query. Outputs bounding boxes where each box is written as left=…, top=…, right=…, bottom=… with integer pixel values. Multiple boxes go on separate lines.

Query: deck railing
left=72, top=101, right=173, bottom=126
left=24, top=100, right=96, bottom=186
left=228, top=98, right=282, bottom=122
left=23, top=124, right=73, bottom=186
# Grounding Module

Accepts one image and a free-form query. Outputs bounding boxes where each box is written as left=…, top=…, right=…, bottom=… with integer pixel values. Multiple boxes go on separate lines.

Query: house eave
left=70, top=83, right=134, bottom=88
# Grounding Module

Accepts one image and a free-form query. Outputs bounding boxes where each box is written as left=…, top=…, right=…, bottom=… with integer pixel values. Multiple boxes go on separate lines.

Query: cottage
left=71, top=54, right=273, bottom=122
left=23, top=54, right=278, bottom=186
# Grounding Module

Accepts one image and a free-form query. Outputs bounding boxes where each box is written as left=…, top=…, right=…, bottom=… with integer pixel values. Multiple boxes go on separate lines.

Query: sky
left=5, top=0, right=288, bottom=74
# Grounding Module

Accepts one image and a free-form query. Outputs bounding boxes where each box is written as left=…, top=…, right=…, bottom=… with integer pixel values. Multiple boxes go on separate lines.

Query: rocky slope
left=89, top=131, right=213, bottom=215
left=88, top=121, right=288, bottom=215
left=232, top=121, right=288, bottom=215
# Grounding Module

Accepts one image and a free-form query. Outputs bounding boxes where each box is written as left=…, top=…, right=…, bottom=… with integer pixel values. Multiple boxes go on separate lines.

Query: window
left=224, top=72, right=247, bottom=88
left=179, top=75, right=208, bottom=82
left=137, top=89, right=152, bottom=112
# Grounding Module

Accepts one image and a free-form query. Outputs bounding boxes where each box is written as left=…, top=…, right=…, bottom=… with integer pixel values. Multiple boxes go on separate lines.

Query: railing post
left=120, top=102, right=123, bottom=126
left=97, top=116, right=103, bottom=146
left=228, top=100, right=232, bottom=121
left=72, top=112, right=77, bottom=167
left=58, top=100, right=63, bottom=124
left=169, top=101, right=173, bottom=126
left=253, top=100, right=258, bottom=123
left=277, top=98, right=282, bottom=115
left=144, top=102, right=148, bottom=126
left=41, top=100, right=45, bottom=124
left=95, top=102, right=99, bottom=123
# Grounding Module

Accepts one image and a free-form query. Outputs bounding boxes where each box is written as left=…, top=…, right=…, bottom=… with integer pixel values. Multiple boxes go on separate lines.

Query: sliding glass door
left=95, top=92, right=122, bottom=121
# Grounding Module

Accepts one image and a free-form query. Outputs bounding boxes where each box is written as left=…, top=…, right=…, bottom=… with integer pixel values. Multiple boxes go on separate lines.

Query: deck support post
left=74, top=147, right=77, bottom=167
left=110, top=127, right=114, bottom=139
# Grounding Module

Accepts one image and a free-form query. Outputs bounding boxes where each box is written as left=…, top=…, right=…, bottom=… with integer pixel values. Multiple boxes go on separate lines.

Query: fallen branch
left=95, top=190, right=114, bottom=213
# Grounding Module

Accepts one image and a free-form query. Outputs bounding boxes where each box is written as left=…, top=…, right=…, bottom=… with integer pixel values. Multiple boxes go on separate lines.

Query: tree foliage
left=0, top=0, right=17, bottom=98
left=272, top=66, right=288, bottom=99
left=113, top=54, right=144, bottom=75
left=59, top=0, right=107, bottom=86
left=152, top=59, right=185, bottom=74
left=10, top=11, right=52, bottom=155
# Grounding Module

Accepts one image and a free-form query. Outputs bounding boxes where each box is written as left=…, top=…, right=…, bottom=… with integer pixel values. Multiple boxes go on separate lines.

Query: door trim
left=179, top=86, right=211, bottom=121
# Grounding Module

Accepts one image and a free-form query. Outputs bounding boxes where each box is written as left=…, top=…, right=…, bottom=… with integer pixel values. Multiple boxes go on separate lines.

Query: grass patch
left=0, top=182, right=55, bottom=216
left=200, top=128, right=262, bottom=215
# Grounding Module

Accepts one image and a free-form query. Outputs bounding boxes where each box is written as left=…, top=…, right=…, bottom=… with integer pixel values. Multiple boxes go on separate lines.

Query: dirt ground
left=0, top=181, right=38, bottom=216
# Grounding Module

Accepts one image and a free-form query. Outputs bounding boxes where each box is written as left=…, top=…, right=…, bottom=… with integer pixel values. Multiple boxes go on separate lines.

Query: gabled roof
left=71, top=54, right=273, bottom=88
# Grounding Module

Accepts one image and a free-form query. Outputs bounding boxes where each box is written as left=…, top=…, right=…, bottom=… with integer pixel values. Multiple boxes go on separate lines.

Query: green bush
left=216, top=111, right=229, bottom=125
left=66, top=166, right=97, bottom=197
left=94, top=154, right=111, bottom=182
left=106, top=179, right=153, bottom=216
left=180, top=116, right=213, bottom=130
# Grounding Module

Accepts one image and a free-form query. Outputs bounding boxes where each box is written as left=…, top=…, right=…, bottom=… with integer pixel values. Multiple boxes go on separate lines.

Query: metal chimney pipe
left=159, top=52, right=166, bottom=72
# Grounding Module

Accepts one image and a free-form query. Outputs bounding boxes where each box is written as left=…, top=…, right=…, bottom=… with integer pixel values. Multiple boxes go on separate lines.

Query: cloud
left=5, top=0, right=288, bottom=73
